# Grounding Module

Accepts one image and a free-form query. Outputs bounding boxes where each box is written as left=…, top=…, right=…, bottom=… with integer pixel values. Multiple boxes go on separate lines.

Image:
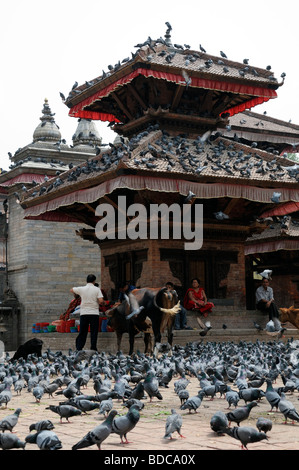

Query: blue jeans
left=175, top=307, right=187, bottom=329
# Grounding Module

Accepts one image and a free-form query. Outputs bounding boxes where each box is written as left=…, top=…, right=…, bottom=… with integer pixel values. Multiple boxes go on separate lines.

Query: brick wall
left=7, top=198, right=101, bottom=341
left=100, top=237, right=246, bottom=307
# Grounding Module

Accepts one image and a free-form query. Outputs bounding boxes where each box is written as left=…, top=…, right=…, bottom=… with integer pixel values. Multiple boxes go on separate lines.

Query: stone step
left=30, top=326, right=299, bottom=356
left=184, top=309, right=286, bottom=330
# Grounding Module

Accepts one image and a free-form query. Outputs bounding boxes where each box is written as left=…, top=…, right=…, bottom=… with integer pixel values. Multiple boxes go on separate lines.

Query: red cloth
left=60, top=296, right=81, bottom=321
left=183, top=288, right=214, bottom=314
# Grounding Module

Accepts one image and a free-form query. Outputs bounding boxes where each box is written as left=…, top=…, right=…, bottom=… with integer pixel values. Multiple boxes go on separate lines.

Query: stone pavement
left=1, top=356, right=299, bottom=453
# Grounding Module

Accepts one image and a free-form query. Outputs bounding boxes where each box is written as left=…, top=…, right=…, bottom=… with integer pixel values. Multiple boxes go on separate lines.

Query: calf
left=279, top=306, right=299, bottom=329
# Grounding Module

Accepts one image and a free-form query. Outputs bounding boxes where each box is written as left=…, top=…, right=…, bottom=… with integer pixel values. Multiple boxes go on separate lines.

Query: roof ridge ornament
left=164, top=21, right=173, bottom=46
left=33, top=98, right=62, bottom=143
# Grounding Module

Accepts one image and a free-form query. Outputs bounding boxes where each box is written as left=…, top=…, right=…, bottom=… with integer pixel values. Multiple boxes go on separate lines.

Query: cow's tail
left=159, top=301, right=181, bottom=316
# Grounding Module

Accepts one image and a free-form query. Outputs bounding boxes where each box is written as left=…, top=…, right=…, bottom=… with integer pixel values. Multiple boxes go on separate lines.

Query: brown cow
left=107, top=287, right=180, bottom=355
left=279, top=306, right=299, bottom=329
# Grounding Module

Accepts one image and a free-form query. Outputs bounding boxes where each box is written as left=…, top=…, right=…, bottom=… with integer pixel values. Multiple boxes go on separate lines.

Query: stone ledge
left=28, top=327, right=299, bottom=355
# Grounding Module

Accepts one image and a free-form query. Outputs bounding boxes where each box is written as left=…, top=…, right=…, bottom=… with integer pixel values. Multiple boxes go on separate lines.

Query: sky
left=0, top=0, right=298, bottom=171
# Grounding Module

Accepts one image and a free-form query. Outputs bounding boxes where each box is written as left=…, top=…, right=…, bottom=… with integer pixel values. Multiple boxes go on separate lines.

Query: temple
left=18, top=27, right=299, bottom=347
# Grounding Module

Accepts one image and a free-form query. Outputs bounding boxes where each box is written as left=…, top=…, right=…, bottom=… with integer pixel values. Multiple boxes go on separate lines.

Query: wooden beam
left=200, top=90, right=214, bottom=113
left=103, top=195, right=132, bottom=221
left=171, top=85, right=184, bottom=111
left=223, top=198, right=242, bottom=216
left=127, top=83, right=147, bottom=109
left=58, top=207, right=95, bottom=227
left=83, top=203, right=96, bottom=213
left=213, top=93, right=233, bottom=115
left=111, top=92, right=133, bottom=120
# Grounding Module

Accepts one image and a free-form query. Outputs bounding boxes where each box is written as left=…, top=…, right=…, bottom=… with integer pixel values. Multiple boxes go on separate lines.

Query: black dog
left=11, top=338, right=43, bottom=360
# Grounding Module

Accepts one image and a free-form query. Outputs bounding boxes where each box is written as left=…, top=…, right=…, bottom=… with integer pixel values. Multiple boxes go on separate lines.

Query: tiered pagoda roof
left=20, top=27, right=299, bottom=243
left=64, top=28, right=283, bottom=137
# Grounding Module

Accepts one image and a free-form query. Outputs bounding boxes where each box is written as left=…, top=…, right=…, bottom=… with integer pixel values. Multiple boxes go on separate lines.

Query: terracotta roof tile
left=22, top=128, right=299, bottom=205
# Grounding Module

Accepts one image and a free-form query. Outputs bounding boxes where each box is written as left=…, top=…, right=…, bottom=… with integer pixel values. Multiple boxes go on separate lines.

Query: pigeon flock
left=1, top=338, right=299, bottom=450
left=21, top=125, right=299, bottom=202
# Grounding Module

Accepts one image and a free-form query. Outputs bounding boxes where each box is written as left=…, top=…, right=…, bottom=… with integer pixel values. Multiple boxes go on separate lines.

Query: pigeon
left=253, top=321, right=263, bottom=331
left=122, top=398, right=144, bottom=410
left=238, top=388, right=265, bottom=404
left=259, top=269, right=272, bottom=280
left=43, top=382, right=60, bottom=397
left=143, top=372, right=163, bottom=402
left=130, top=381, right=145, bottom=400
left=181, top=70, right=192, bottom=89
left=256, top=417, right=272, bottom=433
left=265, top=379, right=281, bottom=412
left=214, top=211, right=229, bottom=220
left=184, top=190, right=196, bottom=203
left=111, top=404, right=140, bottom=444
left=46, top=404, right=82, bottom=423
left=271, top=192, right=281, bottom=203
left=69, top=398, right=101, bottom=414
left=32, top=384, right=44, bottom=402
left=29, top=420, right=55, bottom=432
left=222, top=426, right=268, bottom=449
left=25, top=430, right=62, bottom=450
left=199, top=321, right=212, bottom=337
left=265, top=319, right=282, bottom=333
left=99, top=397, right=114, bottom=416
left=225, top=388, right=240, bottom=408
left=178, top=389, right=189, bottom=405
left=180, top=391, right=205, bottom=413
left=210, top=411, right=229, bottom=434
left=202, top=384, right=218, bottom=400
left=0, top=408, right=22, bottom=432
left=226, top=402, right=258, bottom=426
left=0, top=433, right=26, bottom=450
left=278, top=393, right=299, bottom=424
left=164, top=409, right=184, bottom=439
left=72, top=409, right=118, bottom=450
left=0, top=384, right=12, bottom=408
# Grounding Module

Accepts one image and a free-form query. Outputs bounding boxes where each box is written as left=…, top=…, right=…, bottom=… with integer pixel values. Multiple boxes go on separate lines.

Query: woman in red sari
left=183, top=278, right=214, bottom=318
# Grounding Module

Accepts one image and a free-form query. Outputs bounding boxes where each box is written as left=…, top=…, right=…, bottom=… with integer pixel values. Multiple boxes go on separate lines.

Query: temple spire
left=33, top=98, right=61, bottom=143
